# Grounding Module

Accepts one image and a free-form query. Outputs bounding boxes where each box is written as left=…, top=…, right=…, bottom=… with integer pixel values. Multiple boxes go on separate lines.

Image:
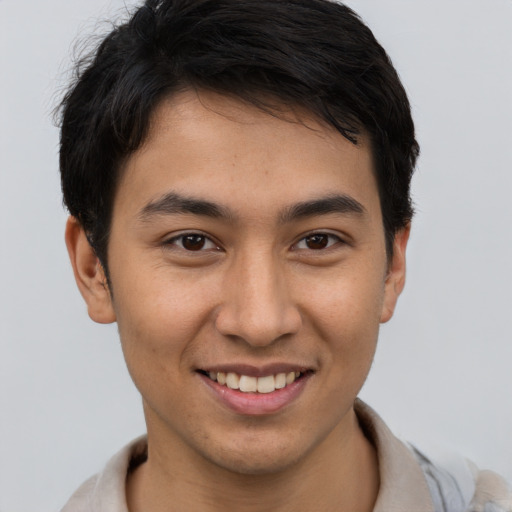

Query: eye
left=294, top=233, right=342, bottom=250
left=166, top=233, right=219, bottom=252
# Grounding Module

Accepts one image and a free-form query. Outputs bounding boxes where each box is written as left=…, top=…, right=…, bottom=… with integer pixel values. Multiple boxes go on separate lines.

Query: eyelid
left=163, top=231, right=222, bottom=251
left=292, top=231, right=346, bottom=251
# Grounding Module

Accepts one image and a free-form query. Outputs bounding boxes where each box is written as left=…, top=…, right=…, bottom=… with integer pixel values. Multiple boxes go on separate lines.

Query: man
left=59, top=0, right=511, bottom=510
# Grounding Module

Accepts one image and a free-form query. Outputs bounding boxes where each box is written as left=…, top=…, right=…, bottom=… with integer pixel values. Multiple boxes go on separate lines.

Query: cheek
left=301, top=264, right=385, bottom=375
left=111, top=268, right=220, bottom=377
left=296, top=271, right=383, bottom=423
left=304, top=266, right=386, bottom=337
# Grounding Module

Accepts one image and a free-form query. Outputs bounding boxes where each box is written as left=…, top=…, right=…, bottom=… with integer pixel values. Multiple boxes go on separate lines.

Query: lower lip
left=199, top=373, right=311, bottom=416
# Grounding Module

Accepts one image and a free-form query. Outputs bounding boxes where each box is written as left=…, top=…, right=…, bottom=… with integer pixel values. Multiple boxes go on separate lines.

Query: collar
left=355, top=399, right=435, bottom=512
left=64, top=400, right=434, bottom=511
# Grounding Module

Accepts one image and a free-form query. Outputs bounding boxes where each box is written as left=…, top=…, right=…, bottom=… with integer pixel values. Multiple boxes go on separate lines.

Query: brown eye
left=164, top=232, right=220, bottom=256
left=181, top=234, right=207, bottom=251
left=167, top=233, right=219, bottom=252
left=305, top=234, right=329, bottom=250
left=294, top=233, right=342, bottom=251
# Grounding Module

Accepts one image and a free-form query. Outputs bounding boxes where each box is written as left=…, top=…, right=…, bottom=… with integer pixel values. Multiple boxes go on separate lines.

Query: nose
left=215, top=251, right=302, bottom=347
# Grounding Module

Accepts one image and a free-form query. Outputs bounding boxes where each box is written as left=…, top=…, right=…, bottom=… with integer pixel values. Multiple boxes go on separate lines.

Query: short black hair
left=59, top=0, right=419, bottom=269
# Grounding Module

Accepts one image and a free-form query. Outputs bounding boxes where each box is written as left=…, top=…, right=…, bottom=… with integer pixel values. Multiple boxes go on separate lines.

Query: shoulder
left=354, top=400, right=512, bottom=512
left=60, top=436, right=147, bottom=512
left=410, top=444, right=512, bottom=512
left=60, top=474, right=99, bottom=512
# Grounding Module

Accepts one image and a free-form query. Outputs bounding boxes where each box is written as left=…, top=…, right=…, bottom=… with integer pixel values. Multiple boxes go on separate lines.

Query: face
left=68, top=90, right=408, bottom=475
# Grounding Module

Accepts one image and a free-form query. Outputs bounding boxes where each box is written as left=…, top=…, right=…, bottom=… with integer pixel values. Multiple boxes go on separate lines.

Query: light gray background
left=1, top=1, right=511, bottom=510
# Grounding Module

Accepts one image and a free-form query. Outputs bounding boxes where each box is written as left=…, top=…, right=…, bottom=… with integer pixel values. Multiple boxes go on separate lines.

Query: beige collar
left=355, top=399, right=434, bottom=512
left=63, top=400, right=434, bottom=511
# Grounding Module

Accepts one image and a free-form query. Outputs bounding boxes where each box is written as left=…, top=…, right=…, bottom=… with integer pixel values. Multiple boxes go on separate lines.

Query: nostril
left=215, top=303, right=302, bottom=347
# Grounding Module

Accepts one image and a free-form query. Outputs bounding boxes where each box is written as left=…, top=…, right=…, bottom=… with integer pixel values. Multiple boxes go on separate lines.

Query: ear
left=380, top=224, right=411, bottom=324
left=65, top=216, right=116, bottom=324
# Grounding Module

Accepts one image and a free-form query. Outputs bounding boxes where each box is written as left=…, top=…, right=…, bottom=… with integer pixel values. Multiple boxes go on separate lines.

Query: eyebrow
left=279, top=194, right=366, bottom=223
left=138, top=191, right=366, bottom=223
left=138, top=192, right=234, bottom=222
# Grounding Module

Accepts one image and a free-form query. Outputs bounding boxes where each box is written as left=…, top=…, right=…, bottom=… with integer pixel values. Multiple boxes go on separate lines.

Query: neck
left=127, top=408, right=379, bottom=512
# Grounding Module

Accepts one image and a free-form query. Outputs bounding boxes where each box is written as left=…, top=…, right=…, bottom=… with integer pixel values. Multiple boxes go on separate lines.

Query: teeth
left=257, top=375, right=275, bottom=393
left=239, top=375, right=257, bottom=392
left=205, top=370, right=304, bottom=393
left=226, top=372, right=240, bottom=390
left=275, top=373, right=286, bottom=389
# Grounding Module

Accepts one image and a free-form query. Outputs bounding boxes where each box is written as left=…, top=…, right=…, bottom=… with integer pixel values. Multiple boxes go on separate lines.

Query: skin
left=66, top=90, right=409, bottom=512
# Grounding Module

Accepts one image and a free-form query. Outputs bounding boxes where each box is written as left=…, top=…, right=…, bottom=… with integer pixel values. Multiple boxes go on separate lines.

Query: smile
left=198, top=367, right=312, bottom=415
left=204, top=370, right=303, bottom=394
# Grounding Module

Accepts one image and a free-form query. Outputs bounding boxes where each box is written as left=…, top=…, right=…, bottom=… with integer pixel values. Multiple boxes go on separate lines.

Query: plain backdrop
left=0, top=1, right=511, bottom=510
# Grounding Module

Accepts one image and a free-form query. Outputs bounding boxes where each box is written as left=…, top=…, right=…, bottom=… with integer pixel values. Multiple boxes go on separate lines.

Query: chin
left=208, top=448, right=303, bottom=476
left=198, top=429, right=315, bottom=476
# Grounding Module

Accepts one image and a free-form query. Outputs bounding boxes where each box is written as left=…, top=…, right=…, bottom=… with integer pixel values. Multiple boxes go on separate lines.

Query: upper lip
left=198, top=363, right=313, bottom=378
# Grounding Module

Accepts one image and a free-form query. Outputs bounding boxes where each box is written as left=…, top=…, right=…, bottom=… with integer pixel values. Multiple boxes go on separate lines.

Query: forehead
left=115, top=89, right=380, bottom=223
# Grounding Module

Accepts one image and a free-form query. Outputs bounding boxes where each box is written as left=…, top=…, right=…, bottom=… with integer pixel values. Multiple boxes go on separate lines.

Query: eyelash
left=164, top=233, right=220, bottom=252
left=163, top=232, right=344, bottom=252
left=293, top=233, right=344, bottom=251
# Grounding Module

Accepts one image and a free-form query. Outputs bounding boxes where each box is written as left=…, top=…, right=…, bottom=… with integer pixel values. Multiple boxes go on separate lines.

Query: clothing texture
left=61, top=401, right=512, bottom=512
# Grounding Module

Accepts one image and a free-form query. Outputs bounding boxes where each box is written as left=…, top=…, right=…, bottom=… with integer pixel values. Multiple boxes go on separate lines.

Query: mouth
left=196, top=367, right=313, bottom=415
left=198, top=369, right=307, bottom=394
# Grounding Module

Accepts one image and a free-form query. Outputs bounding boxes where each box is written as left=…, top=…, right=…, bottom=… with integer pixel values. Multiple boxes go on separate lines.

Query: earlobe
left=380, top=224, right=411, bottom=324
left=65, top=216, right=116, bottom=324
